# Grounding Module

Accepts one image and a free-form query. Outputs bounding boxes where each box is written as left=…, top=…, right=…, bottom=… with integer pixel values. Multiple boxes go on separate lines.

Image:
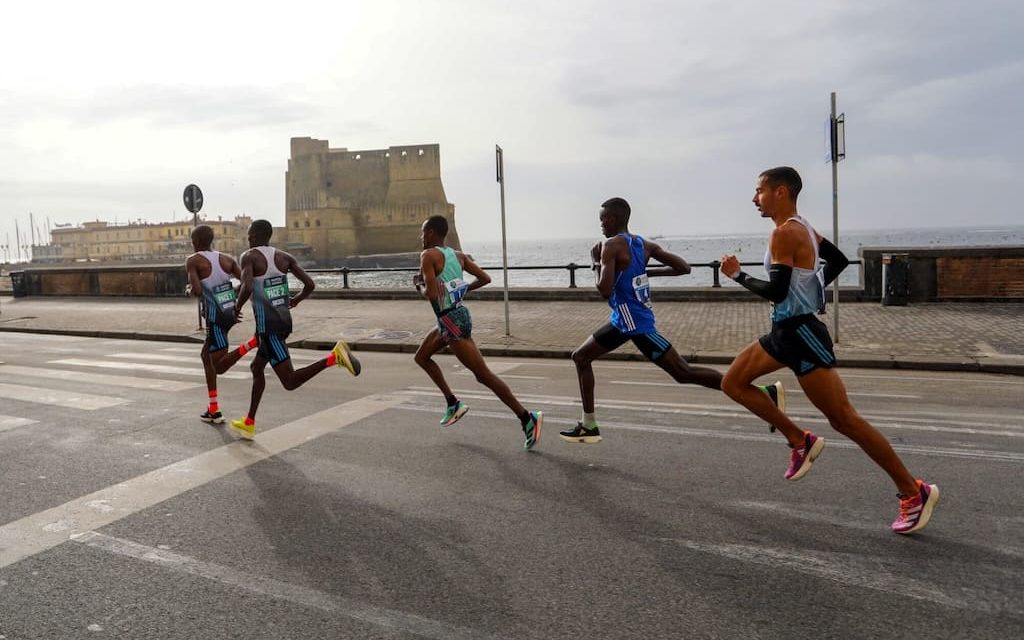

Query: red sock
left=325, top=352, right=337, bottom=367
left=208, top=390, right=219, bottom=414
left=244, top=415, right=255, bottom=426
left=237, top=335, right=258, bottom=356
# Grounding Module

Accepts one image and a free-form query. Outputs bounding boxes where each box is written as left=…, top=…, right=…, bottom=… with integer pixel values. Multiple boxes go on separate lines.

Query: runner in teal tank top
left=413, top=215, right=543, bottom=450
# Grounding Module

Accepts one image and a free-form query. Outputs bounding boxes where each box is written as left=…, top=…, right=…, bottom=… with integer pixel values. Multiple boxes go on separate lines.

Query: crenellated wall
left=283, top=138, right=460, bottom=265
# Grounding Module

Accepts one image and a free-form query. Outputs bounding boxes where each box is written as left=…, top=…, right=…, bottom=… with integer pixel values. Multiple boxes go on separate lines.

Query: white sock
left=582, top=412, right=597, bottom=427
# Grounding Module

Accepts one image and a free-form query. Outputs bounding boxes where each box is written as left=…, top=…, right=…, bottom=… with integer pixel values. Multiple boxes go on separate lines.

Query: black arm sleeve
left=736, top=264, right=793, bottom=303
left=818, top=238, right=850, bottom=286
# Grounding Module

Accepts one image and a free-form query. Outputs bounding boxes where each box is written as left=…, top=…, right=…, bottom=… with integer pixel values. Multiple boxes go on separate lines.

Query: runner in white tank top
left=719, top=167, right=939, bottom=535
left=186, top=225, right=258, bottom=425
left=228, top=219, right=361, bottom=440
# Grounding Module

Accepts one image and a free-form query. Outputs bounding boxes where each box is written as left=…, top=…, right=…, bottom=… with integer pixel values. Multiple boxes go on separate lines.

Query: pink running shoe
left=784, top=432, right=825, bottom=481
left=892, top=480, right=940, bottom=535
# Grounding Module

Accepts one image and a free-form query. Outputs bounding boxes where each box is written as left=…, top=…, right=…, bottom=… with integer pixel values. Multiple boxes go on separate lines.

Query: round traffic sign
left=183, top=184, right=204, bottom=214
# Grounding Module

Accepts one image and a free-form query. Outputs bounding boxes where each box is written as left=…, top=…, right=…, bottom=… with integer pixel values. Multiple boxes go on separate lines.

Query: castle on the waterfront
left=284, top=137, right=460, bottom=265
left=30, top=137, right=460, bottom=266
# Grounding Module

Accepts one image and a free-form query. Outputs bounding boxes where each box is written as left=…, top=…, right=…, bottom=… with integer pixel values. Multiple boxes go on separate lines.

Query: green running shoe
left=523, top=411, right=542, bottom=450
left=440, top=400, right=469, bottom=427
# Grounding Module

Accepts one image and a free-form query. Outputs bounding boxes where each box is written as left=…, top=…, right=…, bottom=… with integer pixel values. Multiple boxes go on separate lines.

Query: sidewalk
left=1, top=295, right=1022, bottom=374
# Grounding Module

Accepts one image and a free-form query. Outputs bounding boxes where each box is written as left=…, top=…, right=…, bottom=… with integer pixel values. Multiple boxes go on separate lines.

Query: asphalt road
left=0, top=331, right=1021, bottom=639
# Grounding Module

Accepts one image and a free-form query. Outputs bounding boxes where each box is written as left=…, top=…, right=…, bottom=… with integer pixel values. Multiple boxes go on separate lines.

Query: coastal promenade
left=1, top=294, right=1022, bottom=374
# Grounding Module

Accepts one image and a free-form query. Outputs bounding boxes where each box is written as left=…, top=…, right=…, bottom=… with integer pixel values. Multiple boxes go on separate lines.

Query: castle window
left=418, top=149, right=424, bottom=156
left=401, top=150, right=407, bottom=157
left=293, top=221, right=299, bottom=228
left=315, top=220, right=321, bottom=227
left=304, top=220, right=310, bottom=227
left=355, top=154, right=361, bottom=160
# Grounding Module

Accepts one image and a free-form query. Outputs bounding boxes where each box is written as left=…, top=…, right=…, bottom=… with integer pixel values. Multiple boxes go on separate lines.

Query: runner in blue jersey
left=413, top=215, right=542, bottom=450
left=229, top=220, right=361, bottom=440
left=185, top=224, right=258, bottom=425
left=720, top=166, right=939, bottom=534
left=561, top=197, right=738, bottom=443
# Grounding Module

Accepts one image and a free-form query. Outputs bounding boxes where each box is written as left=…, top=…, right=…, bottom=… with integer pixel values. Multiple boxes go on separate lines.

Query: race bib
left=212, top=281, right=237, bottom=311
left=632, top=274, right=652, bottom=308
left=263, top=275, right=290, bottom=308
left=443, top=277, right=469, bottom=306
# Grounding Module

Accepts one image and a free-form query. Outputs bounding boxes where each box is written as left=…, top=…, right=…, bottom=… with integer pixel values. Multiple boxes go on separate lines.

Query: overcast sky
left=1, top=0, right=1021, bottom=258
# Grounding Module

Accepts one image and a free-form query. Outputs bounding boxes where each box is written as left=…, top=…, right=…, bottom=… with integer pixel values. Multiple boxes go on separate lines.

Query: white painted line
left=396, top=402, right=1024, bottom=463
left=74, top=532, right=500, bottom=640
left=648, top=537, right=1022, bottom=615
left=0, top=394, right=403, bottom=570
left=49, top=358, right=249, bottom=380
left=508, top=360, right=1024, bottom=386
left=0, top=332, right=87, bottom=343
left=456, top=372, right=547, bottom=380
left=609, top=380, right=921, bottom=399
left=402, top=388, right=1024, bottom=435
left=0, top=365, right=201, bottom=392
left=119, top=351, right=320, bottom=366
left=0, top=382, right=129, bottom=410
left=0, top=414, right=37, bottom=432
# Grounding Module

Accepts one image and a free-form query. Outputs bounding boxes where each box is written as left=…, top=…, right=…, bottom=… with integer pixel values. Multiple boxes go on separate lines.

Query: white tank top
left=764, top=216, right=825, bottom=323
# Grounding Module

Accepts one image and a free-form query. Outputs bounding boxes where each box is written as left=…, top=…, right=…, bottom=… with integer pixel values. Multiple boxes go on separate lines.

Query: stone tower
left=284, top=137, right=461, bottom=266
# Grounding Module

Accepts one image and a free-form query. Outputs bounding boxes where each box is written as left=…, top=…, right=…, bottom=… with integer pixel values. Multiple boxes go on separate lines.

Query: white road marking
left=609, top=380, right=921, bottom=399
left=455, top=372, right=547, bottom=380
left=109, top=352, right=319, bottom=366
left=0, top=382, right=129, bottom=410
left=402, top=388, right=1024, bottom=436
left=49, top=358, right=249, bottom=380
left=500, top=360, right=1024, bottom=385
left=74, top=532, right=500, bottom=640
left=0, top=394, right=403, bottom=570
left=0, top=414, right=37, bottom=432
left=0, top=365, right=201, bottom=392
left=646, top=537, right=1023, bottom=616
left=396, top=402, right=1024, bottom=463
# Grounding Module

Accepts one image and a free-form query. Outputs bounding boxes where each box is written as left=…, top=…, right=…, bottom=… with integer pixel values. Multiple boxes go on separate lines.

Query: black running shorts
left=593, top=323, right=673, bottom=362
left=759, top=314, right=836, bottom=376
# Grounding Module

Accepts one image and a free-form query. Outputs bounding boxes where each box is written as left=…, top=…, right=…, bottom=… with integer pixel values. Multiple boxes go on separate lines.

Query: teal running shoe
left=523, top=411, right=542, bottom=450
left=440, top=400, right=469, bottom=427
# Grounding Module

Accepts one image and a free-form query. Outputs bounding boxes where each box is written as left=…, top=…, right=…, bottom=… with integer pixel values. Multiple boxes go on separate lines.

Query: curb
left=3, top=326, right=1022, bottom=376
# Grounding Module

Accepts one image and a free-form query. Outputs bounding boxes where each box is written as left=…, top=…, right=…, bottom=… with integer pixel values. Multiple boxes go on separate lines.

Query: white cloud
left=1, top=0, right=1021, bottom=259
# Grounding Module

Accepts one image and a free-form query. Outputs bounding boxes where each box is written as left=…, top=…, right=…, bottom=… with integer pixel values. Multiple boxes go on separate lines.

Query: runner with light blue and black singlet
left=186, top=225, right=259, bottom=426
left=720, top=166, right=939, bottom=534
left=250, top=245, right=293, bottom=367
left=198, top=249, right=239, bottom=352
left=229, top=219, right=361, bottom=441
left=412, top=214, right=543, bottom=450
left=561, top=197, right=734, bottom=444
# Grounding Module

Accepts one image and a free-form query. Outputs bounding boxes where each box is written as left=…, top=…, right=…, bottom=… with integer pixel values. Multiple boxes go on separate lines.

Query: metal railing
left=307, top=260, right=862, bottom=289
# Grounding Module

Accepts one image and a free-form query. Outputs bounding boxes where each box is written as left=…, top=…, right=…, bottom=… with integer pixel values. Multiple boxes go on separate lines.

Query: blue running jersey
left=608, top=234, right=656, bottom=335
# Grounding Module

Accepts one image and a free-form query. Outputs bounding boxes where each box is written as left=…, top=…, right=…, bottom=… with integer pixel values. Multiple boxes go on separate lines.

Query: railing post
left=341, top=267, right=350, bottom=289
left=568, top=263, right=578, bottom=288
left=711, top=260, right=721, bottom=288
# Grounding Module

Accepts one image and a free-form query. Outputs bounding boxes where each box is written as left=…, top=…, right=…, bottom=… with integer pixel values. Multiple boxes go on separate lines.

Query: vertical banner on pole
left=495, top=145, right=511, bottom=337
left=828, top=92, right=845, bottom=343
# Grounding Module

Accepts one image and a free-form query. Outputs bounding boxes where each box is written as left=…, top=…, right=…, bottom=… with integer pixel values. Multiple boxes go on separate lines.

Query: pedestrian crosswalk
left=0, top=335, right=325, bottom=433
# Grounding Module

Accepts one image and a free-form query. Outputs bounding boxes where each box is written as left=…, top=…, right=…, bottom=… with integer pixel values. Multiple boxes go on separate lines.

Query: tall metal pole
left=495, top=145, right=511, bottom=337
left=830, top=92, right=840, bottom=343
